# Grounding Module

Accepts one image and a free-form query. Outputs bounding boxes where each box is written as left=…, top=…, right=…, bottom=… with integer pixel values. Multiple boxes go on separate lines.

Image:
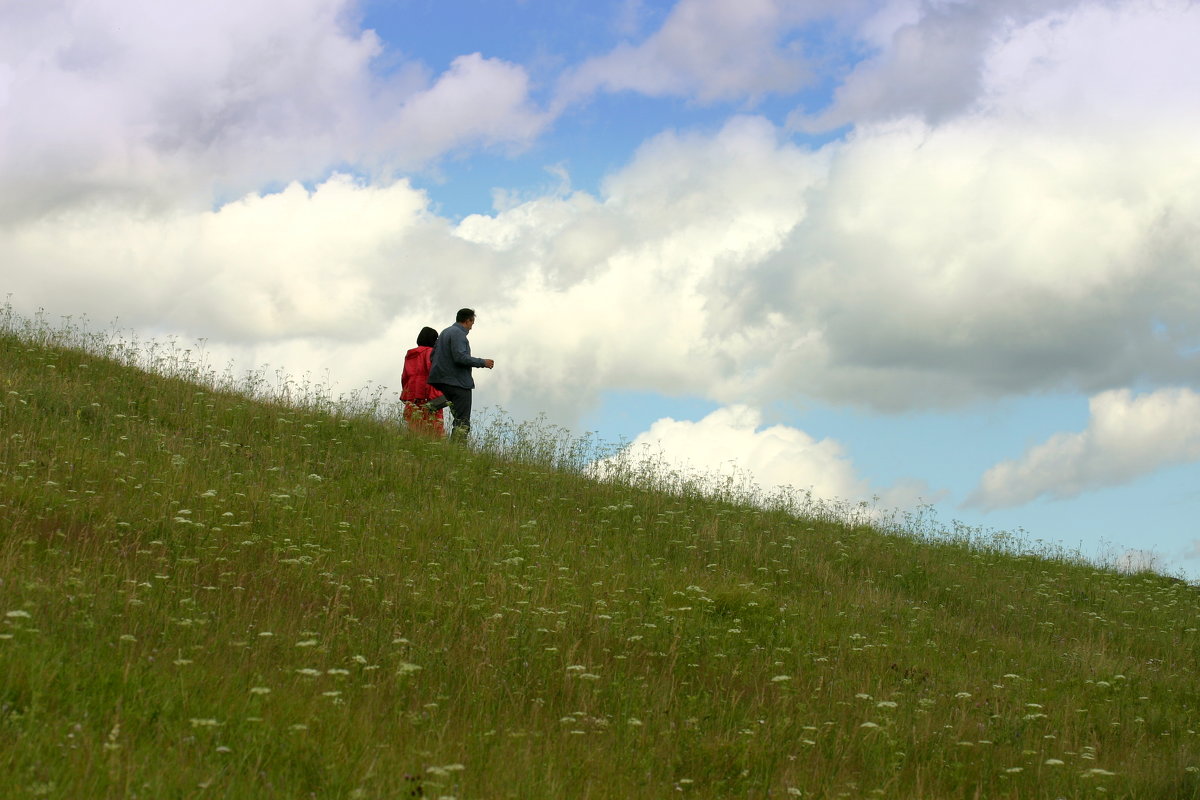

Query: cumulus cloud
left=585, top=407, right=931, bottom=513
left=468, top=1, right=1200, bottom=416
left=557, top=0, right=820, bottom=104
left=2, top=171, right=535, bottom=355
left=453, top=116, right=822, bottom=418
left=801, top=0, right=1200, bottom=131
left=969, top=388, right=1200, bottom=509
left=798, top=0, right=1086, bottom=130
left=379, top=53, right=548, bottom=166
left=476, top=31, right=1200, bottom=414
left=0, top=116, right=815, bottom=416
left=0, top=0, right=547, bottom=220
left=760, top=120, right=1200, bottom=409
left=747, top=0, right=1200, bottom=409
left=591, top=405, right=929, bottom=512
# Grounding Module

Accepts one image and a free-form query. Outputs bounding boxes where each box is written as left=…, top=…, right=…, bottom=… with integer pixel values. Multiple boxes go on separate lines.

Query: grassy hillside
left=2, top=313, right=1199, bottom=799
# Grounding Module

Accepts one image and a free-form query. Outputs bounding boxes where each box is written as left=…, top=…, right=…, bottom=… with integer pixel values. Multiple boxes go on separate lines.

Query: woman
left=400, top=326, right=446, bottom=437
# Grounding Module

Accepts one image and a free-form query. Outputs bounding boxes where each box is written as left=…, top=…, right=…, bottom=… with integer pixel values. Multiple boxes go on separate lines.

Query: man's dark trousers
left=431, top=383, right=472, bottom=442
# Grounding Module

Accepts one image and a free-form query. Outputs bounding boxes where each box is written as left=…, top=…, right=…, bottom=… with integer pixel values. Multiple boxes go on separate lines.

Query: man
left=428, top=307, right=495, bottom=442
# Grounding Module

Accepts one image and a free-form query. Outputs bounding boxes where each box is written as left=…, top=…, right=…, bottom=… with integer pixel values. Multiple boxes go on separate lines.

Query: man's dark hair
left=456, top=308, right=476, bottom=323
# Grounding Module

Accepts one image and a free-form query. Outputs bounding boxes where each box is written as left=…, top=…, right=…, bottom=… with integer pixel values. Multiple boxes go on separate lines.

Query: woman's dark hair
left=416, top=326, right=438, bottom=347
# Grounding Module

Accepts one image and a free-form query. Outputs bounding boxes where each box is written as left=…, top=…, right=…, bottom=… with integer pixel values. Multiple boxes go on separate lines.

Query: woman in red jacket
left=400, top=326, right=445, bottom=437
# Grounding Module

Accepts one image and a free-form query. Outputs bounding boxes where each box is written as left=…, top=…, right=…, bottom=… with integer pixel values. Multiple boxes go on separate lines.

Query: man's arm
left=450, top=328, right=486, bottom=368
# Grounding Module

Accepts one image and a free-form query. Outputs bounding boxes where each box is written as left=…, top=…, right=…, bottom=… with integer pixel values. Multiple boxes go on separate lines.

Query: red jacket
left=400, top=346, right=444, bottom=402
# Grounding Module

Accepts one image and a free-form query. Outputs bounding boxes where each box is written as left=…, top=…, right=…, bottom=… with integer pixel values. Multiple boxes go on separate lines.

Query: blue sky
left=3, top=0, right=1200, bottom=577
left=362, top=0, right=852, bottom=216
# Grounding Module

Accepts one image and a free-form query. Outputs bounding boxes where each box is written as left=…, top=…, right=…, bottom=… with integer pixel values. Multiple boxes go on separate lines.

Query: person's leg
left=448, top=387, right=472, bottom=442
left=430, top=384, right=472, bottom=441
left=416, top=405, right=440, bottom=437
left=403, top=401, right=441, bottom=438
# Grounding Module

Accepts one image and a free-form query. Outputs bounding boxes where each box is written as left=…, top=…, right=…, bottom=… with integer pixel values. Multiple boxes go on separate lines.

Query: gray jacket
left=428, top=322, right=485, bottom=389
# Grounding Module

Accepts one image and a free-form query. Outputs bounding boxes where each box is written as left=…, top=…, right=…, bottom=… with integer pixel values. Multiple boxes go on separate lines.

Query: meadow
left=2, top=307, right=1198, bottom=799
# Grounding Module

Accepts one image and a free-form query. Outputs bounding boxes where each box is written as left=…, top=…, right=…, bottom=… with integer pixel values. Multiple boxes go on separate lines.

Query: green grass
left=2, top=308, right=1199, bottom=799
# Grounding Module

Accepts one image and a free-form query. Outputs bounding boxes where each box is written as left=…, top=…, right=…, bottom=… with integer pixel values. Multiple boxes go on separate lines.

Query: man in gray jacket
left=428, top=307, right=494, bottom=441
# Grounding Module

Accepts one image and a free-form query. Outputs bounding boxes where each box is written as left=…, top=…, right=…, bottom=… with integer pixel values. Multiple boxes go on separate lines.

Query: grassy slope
left=1, top=325, right=1199, bottom=800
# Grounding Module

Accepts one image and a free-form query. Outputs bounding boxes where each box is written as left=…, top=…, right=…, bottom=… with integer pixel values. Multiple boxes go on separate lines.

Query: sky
left=3, top=0, right=1200, bottom=577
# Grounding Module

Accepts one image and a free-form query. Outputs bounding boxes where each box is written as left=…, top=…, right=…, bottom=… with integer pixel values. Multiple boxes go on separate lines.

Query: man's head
left=456, top=308, right=476, bottom=329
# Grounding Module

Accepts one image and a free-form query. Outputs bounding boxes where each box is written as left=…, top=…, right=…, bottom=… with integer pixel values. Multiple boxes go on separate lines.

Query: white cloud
left=458, top=83, right=1200, bottom=415
left=750, top=1, right=1200, bottom=409
left=558, top=0, right=817, bottom=104
left=588, top=406, right=937, bottom=515
left=1, top=174, right=464, bottom=342
left=380, top=53, right=548, bottom=166
left=0, top=0, right=548, bottom=220
left=798, top=0, right=1087, bottom=130
left=453, top=116, right=823, bottom=418
left=591, top=406, right=871, bottom=507
left=764, top=116, right=1200, bottom=409
left=802, top=0, right=1200, bottom=131
left=969, top=388, right=1200, bottom=509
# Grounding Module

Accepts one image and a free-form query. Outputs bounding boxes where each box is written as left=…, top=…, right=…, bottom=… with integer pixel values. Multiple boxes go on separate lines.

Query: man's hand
left=484, top=359, right=495, bottom=369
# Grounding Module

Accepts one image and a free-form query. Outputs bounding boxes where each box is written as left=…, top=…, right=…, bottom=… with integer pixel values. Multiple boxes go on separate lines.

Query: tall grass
left=2, top=306, right=1198, bottom=799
